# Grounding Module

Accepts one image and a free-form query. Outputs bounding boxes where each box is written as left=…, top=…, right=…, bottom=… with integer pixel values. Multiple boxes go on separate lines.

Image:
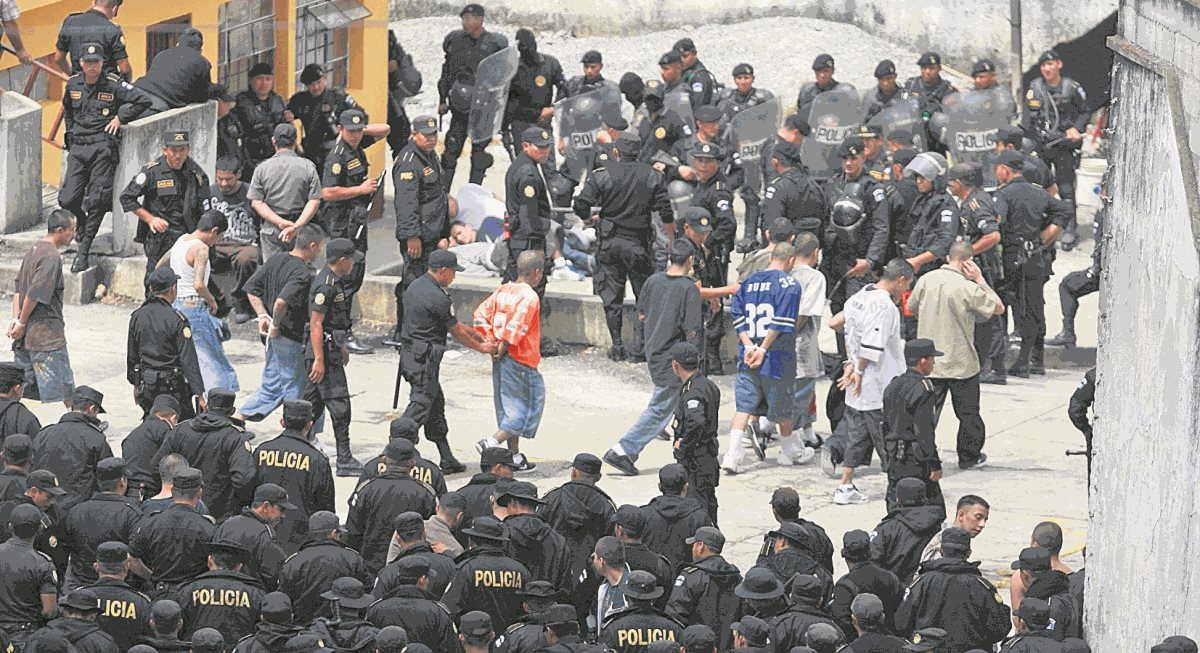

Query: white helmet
left=904, top=152, right=948, bottom=180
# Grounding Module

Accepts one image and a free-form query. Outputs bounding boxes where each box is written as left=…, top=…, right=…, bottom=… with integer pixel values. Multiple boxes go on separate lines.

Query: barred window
left=146, top=15, right=192, bottom=72
left=296, top=0, right=370, bottom=89
left=218, top=0, right=276, bottom=93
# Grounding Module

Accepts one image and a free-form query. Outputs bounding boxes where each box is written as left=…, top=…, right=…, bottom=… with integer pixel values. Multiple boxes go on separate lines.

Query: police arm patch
left=523, top=185, right=535, bottom=198
left=314, top=293, right=326, bottom=305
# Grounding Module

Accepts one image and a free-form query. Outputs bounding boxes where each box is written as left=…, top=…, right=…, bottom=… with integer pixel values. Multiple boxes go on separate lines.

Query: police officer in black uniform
left=213, top=483, right=294, bottom=591
left=669, top=106, right=742, bottom=187
left=437, top=3, right=509, bottom=191
left=881, top=339, right=945, bottom=514
left=345, top=439, right=437, bottom=574
left=635, top=77, right=692, bottom=165
left=288, top=63, right=360, bottom=175
left=1023, top=50, right=1089, bottom=250
left=299, top=238, right=364, bottom=474
left=993, top=150, right=1068, bottom=377
left=126, top=268, right=205, bottom=419
left=140, top=599, right=190, bottom=652
left=319, top=109, right=383, bottom=355
left=253, top=400, right=335, bottom=555
left=128, top=467, right=216, bottom=599
left=59, top=458, right=141, bottom=591
left=599, top=570, right=683, bottom=653
left=827, top=531, right=902, bottom=641
left=24, top=588, right=120, bottom=653
left=358, top=417, right=448, bottom=494
left=54, top=0, right=129, bottom=79
left=0, top=470, right=69, bottom=581
left=1048, top=182, right=1105, bottom=348
left=759, top=140, right=825, bottom=243
left=150, top=388, right=255, bottom=521
left=177, top=540, right=266, bottom=643
left=796, top=54, right=847, bottom=120
left=275, top=511, right=371, bottom=625
left=391, top=115, right=449, bottom=343
left=120, top=131, right=212, bottom=281
left=565, top=50, right=608, bottom=98
left=574, top=131, right=674, bottom=361
left=540, top=603, right=605, bottom=652
left=904, top=52, right=959, bottom=156
left=717, top=62, right=776, bottom=241
left=373, top=512, right=456, bottom=599
left=898, top=154, right=957, bottom=298
left=0, top=363, right=41, bottom=441
left=29, top=386, right=112, bottom=512
left=441, top=517, right=532, bottom=632
left=80, top=541, right=152, bottom=651
left=685, top=144, right=738, bottom=373
left=60, top=42, right=153, bottom=272
left=398, top=249, right=497, bottom=472
left=824, top=137, right=894, bottom=309
left=491, top=580, right=558, bottom=653
left=862, top=60, right=901, bottom=123
left=946, top=164, right=1006, bottom=383
left=673, top=38, right=716, bottom=110
left=1002, top=598, right=1063, bottom=653
left=503, top=126, right=556, bottom=351
left=214, top=84, right=244, bottom=162
left=234, top=63, right=294, bottom=180
left=0, top=435, right=33, bottom=502
left=0, top=503, right=58, bottom=647
left=504, top=29, right=566, bottom=160
left=668, top=342, right=720, bottom=527
left=364, top=555, right=458, bottom=651
left=133, top=29, right=214, bottom=116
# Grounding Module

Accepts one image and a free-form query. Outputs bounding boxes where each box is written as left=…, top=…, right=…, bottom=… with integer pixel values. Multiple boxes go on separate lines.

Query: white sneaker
left=793, top=444, right=816, bottom=464
left=721, top=448, right=746, bottom=474
left=776, top=438, right=814, bottom=466
left=833, top=485, right=870, bottom=505
left=820, top=446, right=838, bottom=478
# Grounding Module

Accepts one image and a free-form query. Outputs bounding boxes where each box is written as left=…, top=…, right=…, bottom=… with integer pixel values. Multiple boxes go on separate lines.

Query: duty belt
left=70, top=132, right=113, bottom=145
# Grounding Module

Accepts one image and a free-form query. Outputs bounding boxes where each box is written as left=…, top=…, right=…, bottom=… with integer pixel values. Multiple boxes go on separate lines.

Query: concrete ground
left=17, top=291, right=1093, bottom=587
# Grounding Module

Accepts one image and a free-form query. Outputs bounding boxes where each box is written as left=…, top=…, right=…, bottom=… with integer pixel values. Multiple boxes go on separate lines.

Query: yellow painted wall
left=5, top=0, right=386, bottom=188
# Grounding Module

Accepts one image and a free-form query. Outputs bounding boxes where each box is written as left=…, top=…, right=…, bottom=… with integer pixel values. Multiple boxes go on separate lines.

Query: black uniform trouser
left=440, top=109, right=492, bottom=192
left=738, top=176, right=762, bottom=241
left=974, top=313, right=1007, bottom=375
left=142, top=228, right=186, bottom=283
left=394, top=244, right=434, bottom=331
left=594, top=235, right=651, bottom=351
left=1059, top=267, right=1100, bottom=329
left=679, top=453, right=719, bottom=527
left=929, top=375, right=985, bottom=466
left=134, top=368, right=196, bottom=421
left=884, top=441, right=946, bottom=520
left=400, top=341, right=449, bottom=443
left=59, top=136, right=116, bottom=250
left=387, top=93, right=410, bottom=158
left=1041, top=145, right=1080, bottom=229
left=302, top=340, right=352, bottom=452
left=1012, top=274, right=1049, bottom=368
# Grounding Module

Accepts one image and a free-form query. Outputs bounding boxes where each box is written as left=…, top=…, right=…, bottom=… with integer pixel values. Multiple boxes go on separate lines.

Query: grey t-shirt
left=14, top=240, right=65, bottom=351
left=638, top=272, right=702, bottom=388
left=247, top=150, right=322, bottom=221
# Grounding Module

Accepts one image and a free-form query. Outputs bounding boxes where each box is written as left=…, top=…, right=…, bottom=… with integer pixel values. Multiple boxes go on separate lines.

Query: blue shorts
left=14, top=343, right=74, bottom=403
left=493, top=357, right=545, bottom=439
left=735, top=371, right=795, bottom=423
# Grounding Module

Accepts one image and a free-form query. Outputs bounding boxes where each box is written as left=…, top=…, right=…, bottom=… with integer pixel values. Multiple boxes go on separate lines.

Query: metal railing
left=0, top=45, right=71, bottom=150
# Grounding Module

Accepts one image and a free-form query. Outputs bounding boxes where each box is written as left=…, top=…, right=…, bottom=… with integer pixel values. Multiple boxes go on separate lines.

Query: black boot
left=607, top=344, right=626, bottom=362
left=436, top=441, right=466, bottom=474
left=1045, top=327, right=1076, bottom=347
left=335, top=442, right=364, bottom=477
left=71, top=241, right=90, bottom=273
left=345, top=331, right=375, bottom=355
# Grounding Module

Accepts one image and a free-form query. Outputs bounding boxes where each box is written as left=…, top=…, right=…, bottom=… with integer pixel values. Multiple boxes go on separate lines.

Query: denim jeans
left=492, top=357, right=545, bottom=438
left=617, top=384, right=679, bottom=458
left=240, top=335, right=304, bottom=418
left=562, top=231, right=592, bottom=271
left=174, top=299, right=239, bottom=393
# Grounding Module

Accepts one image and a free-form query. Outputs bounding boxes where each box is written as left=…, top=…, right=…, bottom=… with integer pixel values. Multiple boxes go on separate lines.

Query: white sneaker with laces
left=793, top=444, right=816, bottom=464
left=722, top=444, right=746, bottom=474
left=833, top=485, right=870, bottom=505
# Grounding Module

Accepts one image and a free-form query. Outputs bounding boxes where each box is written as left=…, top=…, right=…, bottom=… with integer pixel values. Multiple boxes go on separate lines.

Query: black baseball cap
left=96, top=457, right=126, bottom=484
left=904, top=338, right=944, bottom=360
left=9, top=503, right=41, bottom=527
left=249, top=62, right=273, bottom=77
left=997, top=149, right=1025, bottom=169
left=151, top=394, right=181, bottom=415
left=669, top=341, right=701, bottom=370
left=392, top=511, right=425, bottom=538
left=686, top=526, right=725, bottom=552
left=374, top=627, right=408, bottom=653
left=146, top=267, right=180, bottom=292
left=207, top=540, right=250, bottom=563
left=384, top=438, right=417, bottom=463
left=3, top=434, right=32, bottom=463
left=542, top=603, right=576, bottom=626
left=812, top=53, right=835, bottom=71
left=692, top=142, right=723, bottom=159
left=784, top=114, right=812, bottom=135
left=947, top=163, right=980, bottom=185
left=768, top=217, right=796, bottom=241
left=658, top=50, right=682, bottom=66
left=207, top=388, right=236, bottom=414
left=614, top=505, right=649, bottom=538
left=282, top=399, right=313, bottom=422
left=970, top=59, right=997, bottom=75
left=770, top=486, right=800, bottom=511
left=940, top=527, right=973, bottom=552
left=253, top=483, right=298, bottom=510
left=790, top=574, right=825, bottom=601
left=325, top=238, right=357, bottom=263
left=658, top=463, right=688, bottom=490
left=150, top=599, right=183, bottom=629
left=261, top=592, right=293, bottom=624
left=79, top=42, right=105, bottom=62
left=284, top=633, right=332, bottom=653
left=732, top=63, right=754, bottom=76
left=904, top=627, right=948, bottom=652
left=307, top=511, right=346, bottom=534
left=517, top=580, right=561, bottom=600
left=682, top=625, right=717, bottom=650
left=891, top=147, right=918, bottom=167
left=681, top=207, right=713, bottom=232
left=389, top=416, right=420, bottom=442
left=459, top=610, right=493, bottom=636
left=460, top=3, right=485, bottom=16
left=917, top=52, right=942, bottom=67
left=412, top=115, right=438, bottom=135
left=571, top=453, right=602, bottom=475
left=60, top=588, right=100, bottom=612
left=496, top=481, right=544, bottom=507
left=581, top=50, right=602, bottom=64
left=694, top=105, right=723, bottom=123
left=1014, top=598, right=1051, bottom=626
left=997, top=125, right=1024, bottom=147
left=192, top=628, right=226, bottom=653
left=735, top=567, right=784, bottom=600
left=339, top=109, right=366, bottom=130
left=772, top=140, right=805, bottom=166
left=428, top=249, right=465, bottom=271
left=481, top=446, right=519, bottom=468
left=173, top=467, right=203, bottom=490
left=857, top=124, right=881, bottom=139
left=164, top=130, right=190, bottom=146
left=300, top=63, right=324, bottom=84
left=874, top=59, right=896, bottom=78
left=838, top=136, right=865, bottom=158
left=96, top=541, right=129, bottom=564
left=28, top=469, right=67, bottom=496
left=0, top=362, right=23, bottom=386
left=1011, top=547, right=1052, bottom=573
left=521, top=126, right=553, bottom=147
left=273, top=122, right=297, bottom=147
left=72, top=385, right=106, bottom=413
left=896, top=477, right=927, bottom=505
left=841, top=529, right=871, bottom=561
left=1037, top=49, right=1061, bottom=64
left=768, top=522, right=808, bottom=548
left=673, top=38, right=696, bottom=53
left=732, top=615, right=772, bottom=646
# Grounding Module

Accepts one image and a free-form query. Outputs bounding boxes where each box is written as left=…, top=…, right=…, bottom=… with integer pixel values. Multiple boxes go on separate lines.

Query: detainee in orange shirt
left=471, top=249, right=546, bottom=472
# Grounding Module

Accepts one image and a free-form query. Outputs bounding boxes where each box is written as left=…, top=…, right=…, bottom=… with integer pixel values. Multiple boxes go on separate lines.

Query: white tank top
left=169, top=235, right=209, bottom=300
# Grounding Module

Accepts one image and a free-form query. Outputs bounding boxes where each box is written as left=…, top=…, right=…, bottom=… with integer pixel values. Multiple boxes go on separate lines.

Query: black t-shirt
left=399, top=274, right=455, bottom=345
left=245, top=254, right=312, bottom=343
left=638, top=272, right=703, bottom=388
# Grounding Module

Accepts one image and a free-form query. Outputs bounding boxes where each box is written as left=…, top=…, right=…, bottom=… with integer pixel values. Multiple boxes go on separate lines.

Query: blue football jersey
left=731, top=268, right=802, bottom=379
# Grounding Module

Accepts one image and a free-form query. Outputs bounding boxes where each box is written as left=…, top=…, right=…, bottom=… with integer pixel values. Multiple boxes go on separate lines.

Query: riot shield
left=665, top=83, right=694, bottom=130
left=800, top=88, right=862, bottom=176
left=868, top=97, right=927, bottom=151
left=555, top=83, right=623, bottom=182
left=467, top=47, right=519, bottom=143
left=729, top=98, right=781, bottom=193
left=945, top=88, right=1012, bottom=186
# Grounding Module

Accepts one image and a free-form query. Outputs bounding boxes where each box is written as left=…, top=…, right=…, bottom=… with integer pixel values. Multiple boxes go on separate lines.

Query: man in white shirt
left=788, top=233, right=827, bottom=454
left=827, top=258, right=913, bottom=505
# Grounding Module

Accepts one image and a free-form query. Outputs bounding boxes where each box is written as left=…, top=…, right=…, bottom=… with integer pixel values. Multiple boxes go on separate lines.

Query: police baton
left=826, top=271, right=853, bottom=302
left=357, top=171, right=388, bottom=242
left=1065, top=449, right=1088, bottom=456
left=392, top=358, right=404, bottom=410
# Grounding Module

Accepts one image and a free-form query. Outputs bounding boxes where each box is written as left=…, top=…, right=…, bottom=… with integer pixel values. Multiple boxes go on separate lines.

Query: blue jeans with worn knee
left=617, top=384, right=679, bottom=459
left=240, top=336, right=304, bottom=418
left=174, top=300, right=239, bottom=393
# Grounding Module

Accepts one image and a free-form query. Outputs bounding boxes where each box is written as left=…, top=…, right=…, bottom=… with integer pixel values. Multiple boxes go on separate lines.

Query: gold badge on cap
left=352, top=114, right=362, bottom=124
left=174, top=133, right=185, bottom=141
left=87, top=45, right=97, bottom=54
left=426, top=119, right=436, bottom=129
left=524, top=185, right=535, bottom=198
left=541, top=130, right=549, bottom=140
left=535, top=75, right=546, bottom=87
left=912, top=634, right=922, bottom=644
left=932, top=56, right=939, bottom=64
left=655, top=127, right=666, bottom=139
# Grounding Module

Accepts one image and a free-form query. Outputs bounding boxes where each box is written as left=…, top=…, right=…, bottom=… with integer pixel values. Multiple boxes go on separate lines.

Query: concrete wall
left=389, top=0, right=1117, bottom=74
left=0, top=92, right=43, bottom=233
left=105, top=102, right=218, bottom=257
left=1092, top=1, right=1200, bottom=649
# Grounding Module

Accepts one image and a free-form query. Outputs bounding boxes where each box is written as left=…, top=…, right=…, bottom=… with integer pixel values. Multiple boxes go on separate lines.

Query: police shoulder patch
left=399, top=171, right=414, bottom=180
left=314, top=293, right=326, bottom=305
left=940, top=210, right=953, bottom=222
left=244, top=441, right=253, bottom=453
left=182, top=326, right=192, bottom=338
left=872, top=188, right=885, bottom=202
left=524, top=185, right=535, bottom=198
left=135, top=172, right=147, bottom=185
left=654, top=127, right=666, bottom=139
left=692, top=82, right=704, bottom=92
left=686, top=399, right=700, bottom=409
left=332, top=163, right=342, bottom=175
